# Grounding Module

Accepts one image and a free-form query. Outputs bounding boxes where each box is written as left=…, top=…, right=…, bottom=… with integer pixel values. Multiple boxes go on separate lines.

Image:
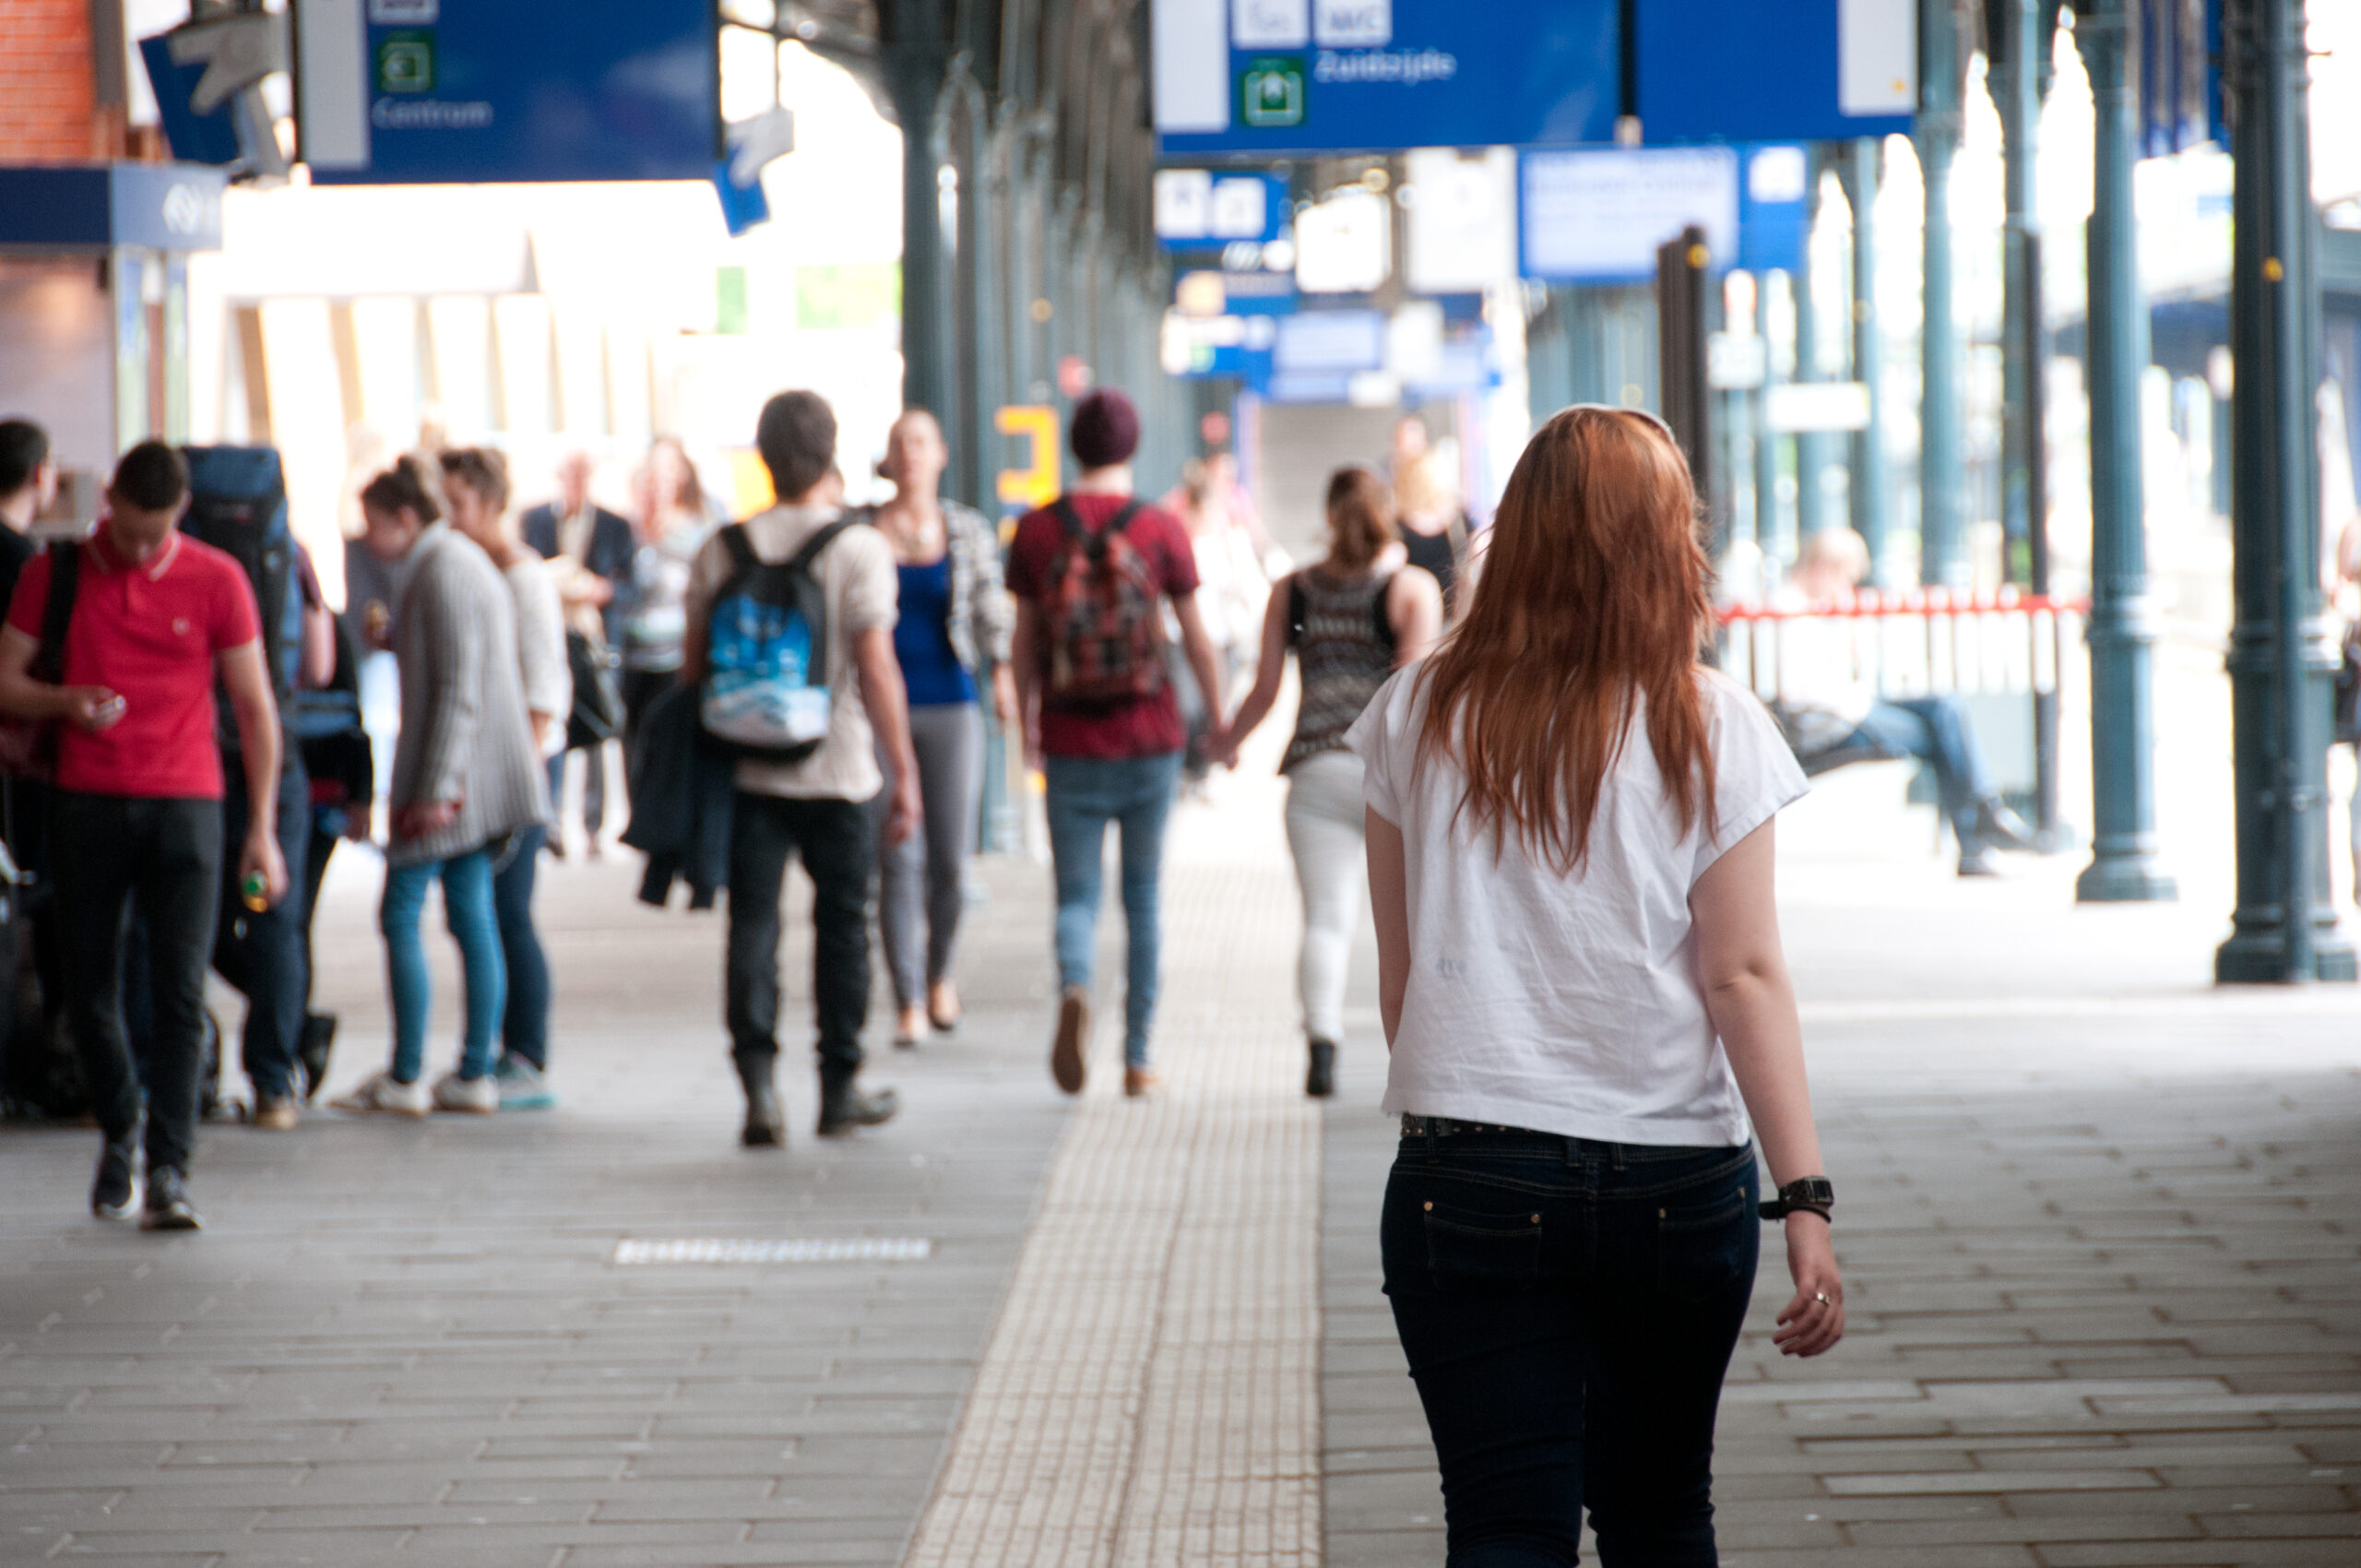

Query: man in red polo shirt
left=1007, top=389, right=1228, bottom=1099
left=0, top=442, right=288, bottom=1231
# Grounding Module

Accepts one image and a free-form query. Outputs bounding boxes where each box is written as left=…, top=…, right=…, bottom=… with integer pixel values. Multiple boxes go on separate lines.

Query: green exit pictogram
left=1240, top=57, right=1304, bottom=128
left=378, top=32, right=434, bottom=93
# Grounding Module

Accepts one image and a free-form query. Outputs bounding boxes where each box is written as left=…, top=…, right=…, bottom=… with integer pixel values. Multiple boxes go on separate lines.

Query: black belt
left=1400, top=1114, right=1547, bottom=1138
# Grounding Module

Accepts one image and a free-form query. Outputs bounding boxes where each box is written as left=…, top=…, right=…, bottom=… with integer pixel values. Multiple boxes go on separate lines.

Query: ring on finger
left=1813, top=1290, right=1833, bottom=1307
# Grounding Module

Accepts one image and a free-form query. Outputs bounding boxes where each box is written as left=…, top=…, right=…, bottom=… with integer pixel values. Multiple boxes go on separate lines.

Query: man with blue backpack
left=178, top=445, right=334, bottom=1132
left=683, top=390, right=919, bottom=1147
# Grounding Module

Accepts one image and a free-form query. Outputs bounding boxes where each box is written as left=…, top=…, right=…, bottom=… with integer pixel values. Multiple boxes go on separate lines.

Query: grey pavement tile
left=2032, top=1544, right=2361, bottom=1566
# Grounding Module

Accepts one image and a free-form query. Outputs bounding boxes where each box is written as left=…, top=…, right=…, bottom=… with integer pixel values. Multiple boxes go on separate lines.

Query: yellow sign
left=995, top=405, right=1059, bottom=514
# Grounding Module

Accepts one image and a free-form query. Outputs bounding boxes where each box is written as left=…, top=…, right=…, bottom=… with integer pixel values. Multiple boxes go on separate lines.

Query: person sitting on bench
left=1770, top=528, right=2035, bottom=877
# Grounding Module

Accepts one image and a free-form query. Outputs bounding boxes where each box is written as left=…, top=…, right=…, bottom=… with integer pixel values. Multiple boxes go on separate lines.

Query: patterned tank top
left=1284, top=566, right=1397, bottom=773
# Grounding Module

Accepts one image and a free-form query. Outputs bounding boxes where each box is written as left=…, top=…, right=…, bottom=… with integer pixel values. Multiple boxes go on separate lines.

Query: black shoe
left=1306, top=1039, right=1336, bottom=1099
left=741, top=1082, right=785, bottom=1148
left=91, top=1128, right=139, bottom=1220
left=140, top=1166, right=202, bottom=1231
left=1975, top=797, right=2036, bottom=852
left=296, top=1013, right=338, bottom=1104
left=816, top=1084, right=900, bottom=1138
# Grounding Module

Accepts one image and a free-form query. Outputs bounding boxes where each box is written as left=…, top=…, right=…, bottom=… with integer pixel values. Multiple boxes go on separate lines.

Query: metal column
left=1917, top=0, right=1969, bottom=588
left=1794, top=147, right=1832, bottom=542
left=1840, top=139, right=1890, bottom=582
left=2215, top=0, right=2355, bottom=980
left=882, top=0, right=954, bottom=422
left=2072, top=0, right=2176, bottom=904
left=1987, top=0, right=2062, bottom=838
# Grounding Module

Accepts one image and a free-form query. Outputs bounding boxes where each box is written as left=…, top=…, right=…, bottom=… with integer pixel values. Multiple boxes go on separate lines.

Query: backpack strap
left=718, top=523, right=756, bottom=573
left=1051, top=497, right=1145, bottom=563
left=31, top=542, right=79, bottom=686
left=788, top=517, right=860, bottom=576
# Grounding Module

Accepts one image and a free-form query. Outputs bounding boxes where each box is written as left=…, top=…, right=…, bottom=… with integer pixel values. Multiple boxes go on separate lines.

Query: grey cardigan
left=386, top=524, right=551, bottom=866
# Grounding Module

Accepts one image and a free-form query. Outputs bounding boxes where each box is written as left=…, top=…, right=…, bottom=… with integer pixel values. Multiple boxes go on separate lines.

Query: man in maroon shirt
left=1007, top=390, right=1228, bottom=1098
left=0, top=443, right=289, bottom=1231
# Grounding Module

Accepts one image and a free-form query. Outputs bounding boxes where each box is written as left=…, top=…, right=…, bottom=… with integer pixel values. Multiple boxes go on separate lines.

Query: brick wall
left=0, top=0, right=100, bottom=162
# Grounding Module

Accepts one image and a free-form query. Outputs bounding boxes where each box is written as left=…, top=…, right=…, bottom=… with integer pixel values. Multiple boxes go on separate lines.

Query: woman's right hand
left=1772, top=1215, right=1845, bottom=1358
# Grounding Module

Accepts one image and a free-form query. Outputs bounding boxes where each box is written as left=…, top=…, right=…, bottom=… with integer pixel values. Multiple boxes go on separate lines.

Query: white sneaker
left=431, top=1071, right=499, bottom=1115
left=332, top=1070, right=430, bottom=1118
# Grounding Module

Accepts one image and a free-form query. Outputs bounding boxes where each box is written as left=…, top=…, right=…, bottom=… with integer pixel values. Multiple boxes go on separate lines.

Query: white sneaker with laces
left=432, top=1071, right=499, bottom=1115
left=332, top=1070, right=430, bottom=1118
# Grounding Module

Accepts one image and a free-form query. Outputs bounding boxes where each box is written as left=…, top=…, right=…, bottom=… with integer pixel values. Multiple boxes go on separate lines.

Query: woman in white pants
left=1223, top=468, right=1441, bottom=1096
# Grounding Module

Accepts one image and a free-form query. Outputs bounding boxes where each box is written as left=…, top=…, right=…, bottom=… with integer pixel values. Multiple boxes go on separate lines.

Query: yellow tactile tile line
left=906, top=816, right=1323, bottom=1568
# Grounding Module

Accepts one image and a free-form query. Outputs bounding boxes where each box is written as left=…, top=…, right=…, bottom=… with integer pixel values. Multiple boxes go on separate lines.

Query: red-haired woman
left=1221, top=467, right=1442, bottom=1097
left=1347, top=406, right=1843, bottom=1562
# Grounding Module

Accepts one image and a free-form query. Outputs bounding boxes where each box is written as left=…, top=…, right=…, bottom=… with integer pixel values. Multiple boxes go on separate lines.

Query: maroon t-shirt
left=1005, top=493, right=1201, bottom=760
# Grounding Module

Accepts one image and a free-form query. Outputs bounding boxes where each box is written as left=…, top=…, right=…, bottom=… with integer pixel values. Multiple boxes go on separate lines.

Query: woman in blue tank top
left=870, top=410, right=1014, bottom=1049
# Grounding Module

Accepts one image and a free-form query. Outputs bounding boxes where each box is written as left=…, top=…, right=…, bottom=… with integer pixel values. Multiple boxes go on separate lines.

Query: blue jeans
left=380, top=847, right=504, bottom=1084
left=1382, top=1129, right=1760, bottom=1566
left=1042, top=751, right=1181, bottom=1067
left=492, top=826, right=550, bottom=1069
left=1848, top=696, right=1995, bottom=844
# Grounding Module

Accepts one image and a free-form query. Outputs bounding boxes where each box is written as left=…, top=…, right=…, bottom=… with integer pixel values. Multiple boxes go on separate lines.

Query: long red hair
left=1413, top=406, right=1717, bottom=873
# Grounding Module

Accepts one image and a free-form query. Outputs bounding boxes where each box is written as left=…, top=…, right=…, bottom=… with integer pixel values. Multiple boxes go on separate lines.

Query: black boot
left=816, top=1078, right=899, bottom=1138
left=140, top=1165, right=202, bottom=1231
left=740, top=1062, right=785, bottom=1148
left=296, top=1013, right=338, bottom=1104
left=1306, top=1039, right=1337, bottom=1099
left=91, top=1123, right=139, bottom=1220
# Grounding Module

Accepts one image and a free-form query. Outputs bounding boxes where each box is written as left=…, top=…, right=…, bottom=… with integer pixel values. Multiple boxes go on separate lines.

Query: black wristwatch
left=1759, top=1175, right=1834, bottom=1221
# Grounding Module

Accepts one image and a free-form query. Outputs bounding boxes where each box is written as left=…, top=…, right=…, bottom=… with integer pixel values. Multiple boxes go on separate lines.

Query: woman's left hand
left=1772, top=1214, right=1845, bottom=1358
left=991, top=665, right=1018, bottom=725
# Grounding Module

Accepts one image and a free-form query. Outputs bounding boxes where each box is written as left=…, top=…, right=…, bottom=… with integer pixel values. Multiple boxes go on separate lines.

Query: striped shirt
left=1283, top=565, right=1396, bottom=774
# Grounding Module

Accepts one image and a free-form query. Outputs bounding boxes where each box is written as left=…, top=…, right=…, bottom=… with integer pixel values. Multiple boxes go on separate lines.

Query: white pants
left=1284, top=751, right=1367, bottom=1043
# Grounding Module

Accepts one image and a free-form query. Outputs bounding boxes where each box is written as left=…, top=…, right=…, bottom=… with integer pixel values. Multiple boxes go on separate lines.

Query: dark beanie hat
left=1069, top=388, right=1140, bottom=469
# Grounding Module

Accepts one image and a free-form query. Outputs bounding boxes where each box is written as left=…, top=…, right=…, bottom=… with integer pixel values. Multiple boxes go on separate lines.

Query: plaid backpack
left=1042, top=498, right=1166, bottom=705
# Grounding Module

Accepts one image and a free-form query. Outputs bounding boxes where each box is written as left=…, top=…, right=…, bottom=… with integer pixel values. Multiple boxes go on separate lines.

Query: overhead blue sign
left=1519, top=147, right=1738, bottom=285
left=2138, top=0, right=2224, bottom=158
left=0, top=163, right=225, bottom=253
left=1155, top=171, right=1289, bottom=248
left=1153, top=0, right=1619, bottom=156
left=306, top=0, right=717, bottom=185
left=1633, top=0, right=1914, bottom=146
left=1737, top=145, right=1809, bottom=276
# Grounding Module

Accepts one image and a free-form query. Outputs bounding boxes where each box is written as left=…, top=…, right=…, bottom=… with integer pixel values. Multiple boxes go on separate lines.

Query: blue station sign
left=1153, top=0, right=1619, bottom=156
left=303, top=0, right=718, bottom=184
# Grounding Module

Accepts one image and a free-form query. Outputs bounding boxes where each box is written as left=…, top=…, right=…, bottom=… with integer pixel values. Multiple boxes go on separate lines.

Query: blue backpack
left=698, top=518, right=857, bottom=764
left=178, top=445, right=302, bottom=754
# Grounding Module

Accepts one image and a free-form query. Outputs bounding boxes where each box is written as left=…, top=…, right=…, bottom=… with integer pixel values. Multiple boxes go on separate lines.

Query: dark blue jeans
left=725, top=790, right=876, bottom=1092
left=1848, top=696, right=1994, bottom=844
left=492, top=825, right=550, bottom=1068
left=211, top=760, right=311, bottom=1099
left=1382, top=1130, right=1760, bottom=1567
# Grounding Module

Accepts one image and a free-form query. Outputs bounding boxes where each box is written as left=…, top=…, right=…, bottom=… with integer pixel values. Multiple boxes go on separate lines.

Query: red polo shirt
left=5, top=531, right=261, bottom=800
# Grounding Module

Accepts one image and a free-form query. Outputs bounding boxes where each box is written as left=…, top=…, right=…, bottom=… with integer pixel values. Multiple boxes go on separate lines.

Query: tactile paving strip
left=905, top=818, right=1323, bottom=1568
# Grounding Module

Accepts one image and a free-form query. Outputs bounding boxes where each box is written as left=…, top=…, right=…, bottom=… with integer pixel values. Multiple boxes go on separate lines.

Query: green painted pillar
left=1839, top=138, right=1889, bottom=582
left=2215, top=0, right=2355, bottom=980
left=1794, top=147, right=1832, bottom=544
left=882, top=0, right=954, bottom=422
left=2072, top=0, right=2176, bottom=904
left=1917, top=0, right=1968, bottom=588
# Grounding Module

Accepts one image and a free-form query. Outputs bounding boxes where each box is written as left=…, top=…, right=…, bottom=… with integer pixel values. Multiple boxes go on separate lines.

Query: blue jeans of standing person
left=1042, top=751, right=1182, bottom=1068
left=210, top=759, right=311, bottom=1100
left=492, top=825, right=550, bottom=1069
left=1848, top=696, right=1996, bottom=845
left=1382, top=1128, right=1760, bottom=1566
left=379, top=846, right=504, bottom=1084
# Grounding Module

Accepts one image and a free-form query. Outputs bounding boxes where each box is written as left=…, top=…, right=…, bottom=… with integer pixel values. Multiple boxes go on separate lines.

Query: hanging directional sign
left=1633, top=0, right=1914, bottom=145
left=295, top=0, right=718, bottom=184
left=1153, top=0, right=1620, bottom=155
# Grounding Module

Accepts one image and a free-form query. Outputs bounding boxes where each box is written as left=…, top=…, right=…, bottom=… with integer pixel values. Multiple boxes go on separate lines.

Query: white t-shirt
left=1346, top=664, right=1809, bottom=1147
